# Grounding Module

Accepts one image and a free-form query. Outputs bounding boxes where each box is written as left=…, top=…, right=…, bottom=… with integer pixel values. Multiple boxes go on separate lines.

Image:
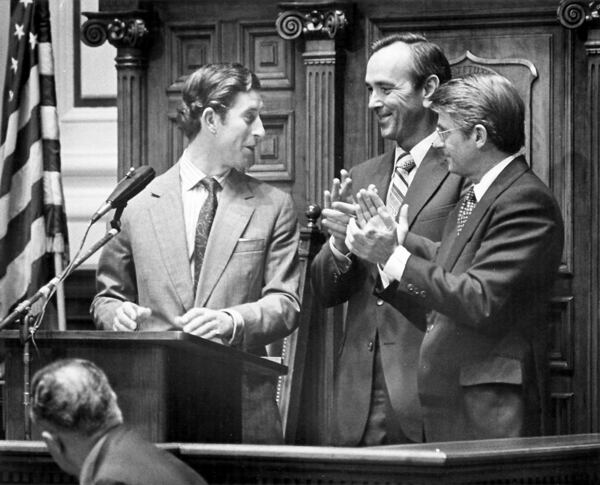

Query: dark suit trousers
left=359, top=334, right=413, bottom=446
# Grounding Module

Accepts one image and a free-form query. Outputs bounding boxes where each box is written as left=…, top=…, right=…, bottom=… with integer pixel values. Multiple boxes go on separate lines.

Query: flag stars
left=29, top=32, right=37, bottom=50
left=10, top=57, right=18, bottom=74
left=14, top=23, right=25, bottom=40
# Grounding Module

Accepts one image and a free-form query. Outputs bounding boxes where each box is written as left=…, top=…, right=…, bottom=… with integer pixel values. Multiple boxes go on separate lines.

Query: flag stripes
left=0, top=0, right=68, bottom=320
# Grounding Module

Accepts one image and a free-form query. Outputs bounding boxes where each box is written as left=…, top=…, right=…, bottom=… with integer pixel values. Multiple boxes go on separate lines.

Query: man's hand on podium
left=174, top=308, right=234, bottom=343
left=112, top=302, right=152, bottom=331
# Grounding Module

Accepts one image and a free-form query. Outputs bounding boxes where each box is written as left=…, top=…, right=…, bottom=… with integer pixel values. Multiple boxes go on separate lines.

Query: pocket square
left=235, top=238, right=265, bottom=252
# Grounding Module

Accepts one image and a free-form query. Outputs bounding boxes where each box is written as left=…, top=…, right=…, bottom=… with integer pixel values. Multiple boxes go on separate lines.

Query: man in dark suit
left=311, top=33, right=464, bottom=446
left=91, top=63, right=300, bottom=443
left=346, top=73, right=564, bottom=441
left=30, top=358, right=207, bottom=485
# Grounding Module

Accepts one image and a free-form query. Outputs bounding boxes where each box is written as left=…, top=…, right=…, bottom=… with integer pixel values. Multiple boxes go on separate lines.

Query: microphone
left=91, top=165, right=156, bottom=223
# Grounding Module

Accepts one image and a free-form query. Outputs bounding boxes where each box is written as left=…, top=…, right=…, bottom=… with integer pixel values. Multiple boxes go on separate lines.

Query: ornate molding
left=449, top=50, right=538, bottom=78
left=557, top=0, right=600, bottom=29
left=302, top=51, right=338, bottom=65
left=585, top=39, right=600, bottom=54
left=276, top=2, right=352, bottom=41
left=81, top=10, right=152, bottom=50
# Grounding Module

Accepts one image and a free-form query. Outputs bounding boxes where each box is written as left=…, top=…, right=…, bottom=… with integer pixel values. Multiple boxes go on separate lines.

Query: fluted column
left=277, top=1, right=352, bottom=446
left=276, top=2, right=351, bottom=206
left=557, top=0, right=600, bottom=432
left=81, top=9, right=153, bottom=178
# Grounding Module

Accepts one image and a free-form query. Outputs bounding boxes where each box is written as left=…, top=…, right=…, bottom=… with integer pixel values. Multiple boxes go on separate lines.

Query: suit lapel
left=195, top=170, right=255, bottom=307
left=148, top=164, right=195, bottom=309
left=358, top=150, right=394, bottom=197
left=405, top=146, right=449, bottom=228
left=440, top=156, right=530, bottom=270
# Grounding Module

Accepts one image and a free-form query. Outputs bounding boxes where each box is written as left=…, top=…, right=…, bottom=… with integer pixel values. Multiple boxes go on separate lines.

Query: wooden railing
left=2, top=434, right=600, bottom=484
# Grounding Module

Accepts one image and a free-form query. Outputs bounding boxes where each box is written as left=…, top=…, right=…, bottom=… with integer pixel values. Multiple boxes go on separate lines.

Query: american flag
left=0, top=0, right=69, bottom=326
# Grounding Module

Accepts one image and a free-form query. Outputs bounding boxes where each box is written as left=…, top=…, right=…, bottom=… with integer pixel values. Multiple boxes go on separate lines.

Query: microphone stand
left=1, top=208, right=124, bottom=439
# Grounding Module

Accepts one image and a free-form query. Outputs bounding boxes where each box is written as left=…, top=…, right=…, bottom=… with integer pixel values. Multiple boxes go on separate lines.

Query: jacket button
left=367, top=341, right=374, bottom=352
left=376, top=298, right=384, bottom=306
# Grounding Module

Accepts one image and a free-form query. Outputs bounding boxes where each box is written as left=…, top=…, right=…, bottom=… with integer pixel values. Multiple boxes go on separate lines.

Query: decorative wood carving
left=449, top=50, right=538, bottom=165
left=275, top=2, right=349, bottom=40
left=557, top=0, right=600, bottom=433
left=164, top=23, right=217, bottom=165
left=557, top=0, right=600, bottom=29
left=277, top=204, right=324, bottom=443
left=81, top=9, right=154, bottom=177
left=248, top=111, right=295, bottom=181
left=276, top=0, right=352, bottom=445
left=584, top=28, right=600, bottom=433
left=241, top=22, right=294, bottom=89
left=276, top=2, right=351, bottom=205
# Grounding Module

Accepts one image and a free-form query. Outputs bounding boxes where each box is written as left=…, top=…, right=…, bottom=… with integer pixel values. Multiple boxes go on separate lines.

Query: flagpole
left=53, top=252, right=67, bottom=331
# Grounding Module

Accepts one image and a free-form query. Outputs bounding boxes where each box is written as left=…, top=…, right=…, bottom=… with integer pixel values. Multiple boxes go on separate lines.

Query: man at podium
left=90, top=63, right=301, bottom=444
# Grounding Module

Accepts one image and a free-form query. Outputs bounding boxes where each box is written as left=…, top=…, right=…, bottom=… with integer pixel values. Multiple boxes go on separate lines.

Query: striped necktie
left=193, top=177, right=220, bottom=293
left=456, top=187, right=476, bottom=236
left=386, top=151, right=416, bottom=220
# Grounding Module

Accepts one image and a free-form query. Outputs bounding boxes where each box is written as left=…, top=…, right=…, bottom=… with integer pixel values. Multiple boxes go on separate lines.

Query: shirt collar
left=394, top=131, right=437, bottom=169
left=472, top=153, right=519, bottom=202
left=179, top=148, right=230, bottom=190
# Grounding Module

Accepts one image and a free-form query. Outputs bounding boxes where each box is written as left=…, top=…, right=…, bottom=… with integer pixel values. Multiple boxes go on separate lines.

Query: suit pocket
left=459, top=356, right=523, bottom=386
left=460, top=357, right=525, bottom=438
left=234, top=238, right=266, bottom=253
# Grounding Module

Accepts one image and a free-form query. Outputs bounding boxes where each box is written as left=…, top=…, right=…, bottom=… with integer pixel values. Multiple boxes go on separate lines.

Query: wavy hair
left=177, top=63, right=261, bottom=140
left=30, top=359, right=123, bottom=436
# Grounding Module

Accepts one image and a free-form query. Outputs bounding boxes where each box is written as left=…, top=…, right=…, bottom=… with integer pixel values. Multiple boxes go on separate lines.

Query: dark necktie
left=456, top=186, right=476, bottom=236
left=193, top=177, right=220, bottom=293
left=387, top=151, right=416, bottom=220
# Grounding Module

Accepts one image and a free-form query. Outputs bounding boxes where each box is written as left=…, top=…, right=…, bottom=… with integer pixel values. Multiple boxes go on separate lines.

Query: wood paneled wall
left=86, top=0, right=600, bottom=442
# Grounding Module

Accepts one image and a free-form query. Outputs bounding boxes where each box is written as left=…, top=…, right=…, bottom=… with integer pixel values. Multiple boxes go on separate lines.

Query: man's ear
left=41, top=430, right=64, bottom=456
left=422, top=74, right=440, bottom=107
left=201, top=107, right=219, bottom=134
left=473, top=124, right=488, bottom=148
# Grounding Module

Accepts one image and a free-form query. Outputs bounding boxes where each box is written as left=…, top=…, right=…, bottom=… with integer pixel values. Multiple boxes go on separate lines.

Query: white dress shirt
left=381, top=153, right=519, bottom=284
left=179, top=150, right=243, bottom=344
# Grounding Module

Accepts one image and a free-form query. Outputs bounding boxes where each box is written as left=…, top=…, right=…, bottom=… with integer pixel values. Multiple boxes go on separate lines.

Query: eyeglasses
left=435, top=127, right=463, bottom=142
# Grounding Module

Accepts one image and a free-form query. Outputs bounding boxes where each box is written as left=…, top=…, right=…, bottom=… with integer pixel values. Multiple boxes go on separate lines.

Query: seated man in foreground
left=346, top=73, right=564, bottom=441
left=30, top=358, right=207, bottom=485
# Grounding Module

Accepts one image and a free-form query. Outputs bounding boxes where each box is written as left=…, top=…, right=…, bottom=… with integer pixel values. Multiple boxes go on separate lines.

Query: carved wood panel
left=155, top=18, right=299, bottom=203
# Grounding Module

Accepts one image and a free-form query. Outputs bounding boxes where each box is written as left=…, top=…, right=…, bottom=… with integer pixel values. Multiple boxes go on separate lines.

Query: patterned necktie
left=193, top=177, right=220, bottom=293
left=456, top=186, right=476, bottom=236
left=387, top=151, right=416, bottom=220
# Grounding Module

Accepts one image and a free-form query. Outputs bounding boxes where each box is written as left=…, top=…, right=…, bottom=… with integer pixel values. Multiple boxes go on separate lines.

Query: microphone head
left=108, top=165, right=156, bottom=207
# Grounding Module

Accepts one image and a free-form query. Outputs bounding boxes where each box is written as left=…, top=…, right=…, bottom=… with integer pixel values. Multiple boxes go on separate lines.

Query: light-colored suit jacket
left=379, top=157, right=564, bottom=442
left=91, top=163, right=301, bottom=443
left=311, top=147, right=464, bottom=445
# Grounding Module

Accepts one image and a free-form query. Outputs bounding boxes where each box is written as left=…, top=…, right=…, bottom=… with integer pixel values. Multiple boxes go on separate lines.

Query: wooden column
left=276, top=2, right=350, bottom=206
left=557, top=0, right=600, bottom=432
left=81, top=9, right=153, bottom=178
left=276, top=1, right=352, bottom=445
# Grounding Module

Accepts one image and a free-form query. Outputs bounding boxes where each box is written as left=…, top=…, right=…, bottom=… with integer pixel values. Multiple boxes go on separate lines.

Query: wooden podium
left=0, top=330, right=286, bottom=443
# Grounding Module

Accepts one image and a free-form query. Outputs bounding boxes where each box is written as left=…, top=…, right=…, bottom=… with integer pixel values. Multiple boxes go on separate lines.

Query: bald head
left=30, top=359, right=123, bottom=436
